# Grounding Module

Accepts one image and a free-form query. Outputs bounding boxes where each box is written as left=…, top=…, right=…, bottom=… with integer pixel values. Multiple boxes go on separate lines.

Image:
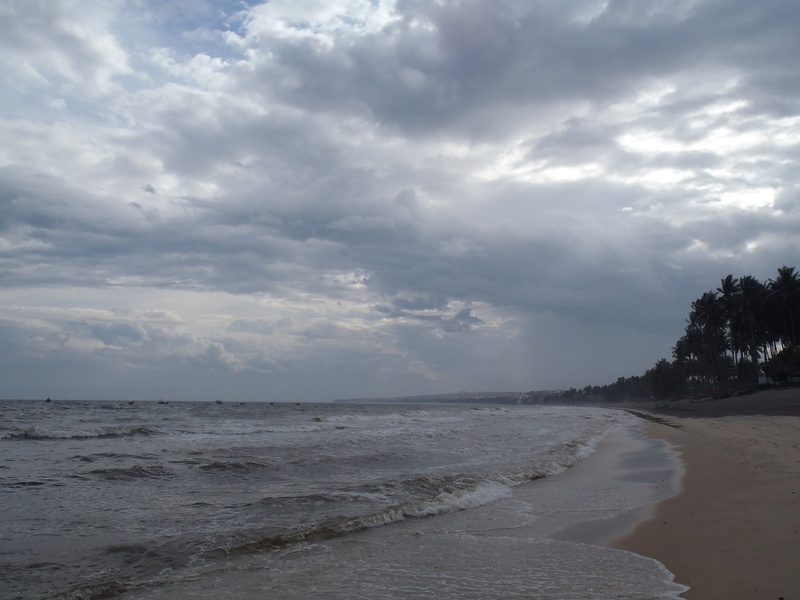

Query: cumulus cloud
left=1, top=0, right=799, bottom=400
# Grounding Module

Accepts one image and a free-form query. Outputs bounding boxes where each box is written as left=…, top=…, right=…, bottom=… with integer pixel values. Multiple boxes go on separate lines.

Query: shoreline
left=613, top=388, right=800, bottom=599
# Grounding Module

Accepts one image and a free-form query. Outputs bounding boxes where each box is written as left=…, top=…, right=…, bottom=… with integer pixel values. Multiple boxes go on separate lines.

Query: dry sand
left=614, top=387, right=800, bottom=599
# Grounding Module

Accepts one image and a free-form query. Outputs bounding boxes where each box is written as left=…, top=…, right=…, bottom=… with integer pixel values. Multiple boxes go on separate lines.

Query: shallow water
left=0, top=400, right=686, bottom=599
left=125, top=424, right=686, bottom=599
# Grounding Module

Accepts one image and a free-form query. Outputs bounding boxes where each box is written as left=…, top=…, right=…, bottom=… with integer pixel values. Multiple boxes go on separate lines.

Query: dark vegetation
left=527, top=266, right=800, bottom=404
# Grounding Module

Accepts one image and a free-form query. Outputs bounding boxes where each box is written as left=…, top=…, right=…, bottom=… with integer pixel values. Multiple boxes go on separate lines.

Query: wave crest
left=2, top=425, right=158, bottom=441
left=199, top=461, right=274, bottom=473
left=88, top=465, right=172, bottom=480
left=223, top=481, right=513, bottom=558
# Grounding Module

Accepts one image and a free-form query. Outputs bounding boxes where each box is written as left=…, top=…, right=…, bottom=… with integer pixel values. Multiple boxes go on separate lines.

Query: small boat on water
left=158, top=399, right=168, bottom=405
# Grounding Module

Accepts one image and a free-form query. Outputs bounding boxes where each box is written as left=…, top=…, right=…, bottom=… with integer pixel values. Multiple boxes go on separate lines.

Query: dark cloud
left=0, top=0, right=798, bottom=400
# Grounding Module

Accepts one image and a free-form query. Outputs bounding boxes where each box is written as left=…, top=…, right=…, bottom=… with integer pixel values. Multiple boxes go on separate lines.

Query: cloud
left=0, top=0, right=131, bottom=96
left=1, top=0, right=799, bottom=400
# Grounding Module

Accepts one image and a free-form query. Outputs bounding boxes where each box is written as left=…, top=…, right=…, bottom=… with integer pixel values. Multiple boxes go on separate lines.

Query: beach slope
left=614, top=388, right=800, bottom=599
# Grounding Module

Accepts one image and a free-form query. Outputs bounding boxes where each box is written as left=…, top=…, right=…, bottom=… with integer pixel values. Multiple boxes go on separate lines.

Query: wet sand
left=614, top=387, right=800, bottom=599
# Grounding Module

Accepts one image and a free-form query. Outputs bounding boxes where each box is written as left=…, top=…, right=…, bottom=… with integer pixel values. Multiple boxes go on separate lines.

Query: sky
left=1, top=0, right=799, bottom=402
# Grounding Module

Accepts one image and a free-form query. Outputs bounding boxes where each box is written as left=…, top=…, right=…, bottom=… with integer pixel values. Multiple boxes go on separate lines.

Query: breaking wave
left=1, top=425, right=158, bottom=441
left=323, top=409, right=432, bottom=424
left=221, top=480, right=513, bottom=558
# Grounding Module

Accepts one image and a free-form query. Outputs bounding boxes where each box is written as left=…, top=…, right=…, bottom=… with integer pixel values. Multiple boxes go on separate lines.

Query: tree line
left=555, top=266, right=800, bottom=402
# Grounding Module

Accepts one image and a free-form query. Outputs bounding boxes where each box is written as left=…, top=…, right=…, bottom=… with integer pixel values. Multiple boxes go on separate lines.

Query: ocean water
left=0, top=400, right=687, bottom=599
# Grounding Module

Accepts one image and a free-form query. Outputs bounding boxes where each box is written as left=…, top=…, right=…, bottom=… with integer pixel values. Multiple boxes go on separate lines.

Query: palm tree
left=717, top=274, right=740, bottom=309
left=733, top=275, right=768, bottom=386
left=673, top=332, right=700, bottom=393
left=769, top=266, right=800, bottom=347
left=717, top=274, right=741, bottom=369
left=688, top=291, right=729, bottom=389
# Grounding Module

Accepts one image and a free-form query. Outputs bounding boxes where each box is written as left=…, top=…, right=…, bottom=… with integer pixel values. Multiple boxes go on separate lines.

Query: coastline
left=111, top=407, right=692, bottom=600
left=613, top=387, right=800, bottom=599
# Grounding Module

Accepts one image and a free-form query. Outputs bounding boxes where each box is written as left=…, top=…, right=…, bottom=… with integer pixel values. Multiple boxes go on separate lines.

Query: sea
left=0, top=399, right=688, bottom=599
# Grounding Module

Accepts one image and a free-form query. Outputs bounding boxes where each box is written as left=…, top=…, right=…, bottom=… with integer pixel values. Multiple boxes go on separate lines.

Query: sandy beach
left=614, top=387, right=800, bottom=599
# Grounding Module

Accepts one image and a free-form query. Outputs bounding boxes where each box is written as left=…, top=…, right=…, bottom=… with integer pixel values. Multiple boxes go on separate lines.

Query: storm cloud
left=1, top=0, right=798, bottom=401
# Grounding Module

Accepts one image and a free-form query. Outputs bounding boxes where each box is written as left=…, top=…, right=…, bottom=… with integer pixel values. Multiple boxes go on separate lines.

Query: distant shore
left=613, top=387, right=800, bottom=599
